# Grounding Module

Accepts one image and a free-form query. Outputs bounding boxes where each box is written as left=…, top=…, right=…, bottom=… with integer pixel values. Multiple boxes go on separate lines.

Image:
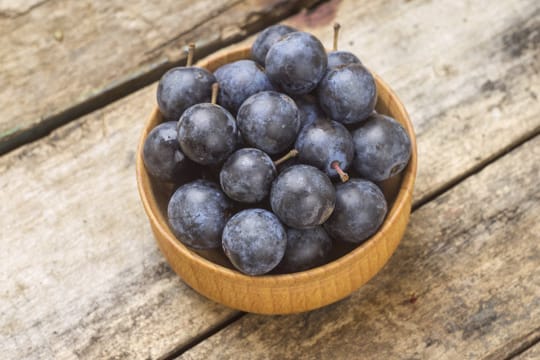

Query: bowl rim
left=136, top=45, right=417, bottom=287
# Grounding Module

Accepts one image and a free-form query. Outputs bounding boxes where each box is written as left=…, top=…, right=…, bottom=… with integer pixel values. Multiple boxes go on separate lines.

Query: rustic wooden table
left=1, top=0, right=539, bottom=358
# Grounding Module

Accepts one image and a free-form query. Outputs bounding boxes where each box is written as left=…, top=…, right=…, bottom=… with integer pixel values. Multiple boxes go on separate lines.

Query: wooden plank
left=178, top=137, right=540, bottom=359
left=514, top=342, right=540, bottom=360
left=0, top=86, right=240, bottom=359
left=483, top=327, right=540, bottom=360
left=0, top=0, right=320, bottom=153
left=1, top=0, right=539, bottom=358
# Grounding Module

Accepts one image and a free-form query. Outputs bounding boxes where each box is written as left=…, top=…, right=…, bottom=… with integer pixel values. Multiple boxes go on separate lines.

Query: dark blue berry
left=352, top=114, right=411, bottom=181
left=143, top=121, right=192, bottom=183
left=214, top=60, right=274, bottom=114
left=327, top=51, right=361, bottom=69
left=324, top=179, right=387, bottom=244
left=168, top=180, right=233, bottom=249
left=157, top=67, right=215, bottom=121
left=278, top=226, right=332, bottom=273
left=294, top=94, right=326, bottom=128
left=220, top=148, right=277, bottom=203
left=236, top=91, right=300, bottom=155
left=251, top=24, right=297, bottom=66
left=270, top=165, right=335, bottom=229
left=317, top=63, right=377, bottom=124
left=177, top=103, right=237, bottom=165
left=265, top=32, right=328, bottom=95
left=222, top=209, right=287, bottom=275
left=295, top=119, right=354, bottom=180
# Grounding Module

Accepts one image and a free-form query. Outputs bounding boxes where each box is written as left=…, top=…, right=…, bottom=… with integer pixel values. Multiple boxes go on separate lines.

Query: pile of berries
left=143, top=24, right=411, bottom=275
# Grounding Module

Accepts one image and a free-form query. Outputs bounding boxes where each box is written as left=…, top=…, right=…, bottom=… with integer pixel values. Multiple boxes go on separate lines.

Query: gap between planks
left=0, top=0, right=328, bottom=157
left=160, top=134, right=540, bottom=358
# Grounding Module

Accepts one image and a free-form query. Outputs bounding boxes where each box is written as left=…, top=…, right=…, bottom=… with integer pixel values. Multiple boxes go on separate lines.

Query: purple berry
left=168, top=180, right=233, bottom=249
left=251, top=24, right=297, bottom=65
left=324, top=179, right=387, bottom=244
left=237, top=91, right=300, bottom=155
left=265, top=32, right=328, bottom=95
left=295, top=119, right=354, bottom=180
left=177, top=103, right=237, bottom=165
left=317, top=63, right=377, bottom=124
left=143, top=121, right=192, bottom=183
left=220, top=148, right=277, bottom=203
left=214, top=60, right=273, bottom=114
left=157, top=67, right=215, bottom=121
left=278, top=226, right=332, bottom=273
left=222, top=209, right=287, bottom=275
left=352, top=114, right=411, bottom=181
left=270, top=165, right=335, bottom=229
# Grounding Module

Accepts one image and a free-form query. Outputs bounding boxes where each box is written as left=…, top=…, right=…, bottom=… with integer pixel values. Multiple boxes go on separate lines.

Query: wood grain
left=0, top=87, right=238, bottom=359
left=1, top=0, right=539, bottom=357
left=0, top=0, right=320, bottom=153
left=178, top=136, right=540, bottom=359
left=514, top=343, right=540, bottom=360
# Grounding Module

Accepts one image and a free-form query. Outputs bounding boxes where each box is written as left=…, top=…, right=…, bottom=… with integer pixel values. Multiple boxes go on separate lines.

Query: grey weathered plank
left=178, top=137, right=540, bottom=359
left=514, top=342, right=540, bottom=360
left=483, top=327, right=540, bottom=360
left=0, top=0, right=319, bottom=153
left=0, top=86, right=239, bottom=360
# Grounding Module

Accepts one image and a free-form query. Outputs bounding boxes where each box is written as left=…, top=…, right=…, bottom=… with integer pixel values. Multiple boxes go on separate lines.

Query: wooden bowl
left=136, top=46, right=417, bottom=315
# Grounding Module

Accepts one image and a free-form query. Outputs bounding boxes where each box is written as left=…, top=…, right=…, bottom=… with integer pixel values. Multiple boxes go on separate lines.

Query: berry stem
left=333, top=23, right=341, bottom=51
left=186, top=43, right=196, bottom=67
left=211, top=83, right=219, bottom=105
left=274, top=149, right=299, bottom=166
left=331, top=161, right=349, bottom=182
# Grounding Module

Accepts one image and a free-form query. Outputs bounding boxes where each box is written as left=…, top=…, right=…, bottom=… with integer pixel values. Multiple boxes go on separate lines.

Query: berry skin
left=157, top=67, right=215, bottom=121
left=352, top=114, right=411, bottom=182
left=265, top=32, right=328, bottom=95
left=167, top=180, right=233, bottom=249
left=222, top=209, right=287, bottom=275
left=251, top=24, right=297, bottom=65
left=177, top=103, right=237, bottom=165
left=143, top=121, right=192, bottom=183
left=317, top=63, right=377, bottom=124
left=236, top=91, right=300, bottom=155
left=295, top=119, right=354, bottom=179
left=294, top=94, right=326, bottom=129
left=324, top=179, right=387, bottom=244
left=214, top=60, right=274, bottom=114
left=270, top=165, right=336, bottom=229
left=278, top=226, right=332, bottom=273
left=220, top=148, right=277, bottom=203
left=327, top=51, right=361, bottom=69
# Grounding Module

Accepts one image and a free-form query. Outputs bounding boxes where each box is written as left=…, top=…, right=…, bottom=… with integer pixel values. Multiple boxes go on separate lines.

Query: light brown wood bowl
left=136, top=45, right=417, bottom=315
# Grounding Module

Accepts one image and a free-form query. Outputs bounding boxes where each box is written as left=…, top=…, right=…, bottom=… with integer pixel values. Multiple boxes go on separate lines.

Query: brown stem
left=186, top=43, right=196, bottom=66
left=274, top=149, right=299, bottom=166
left=211, top=83, right=219, bottom=104
left=331, top=161, right=349, bottom=182
left=333, top=23, right=341, bottom=51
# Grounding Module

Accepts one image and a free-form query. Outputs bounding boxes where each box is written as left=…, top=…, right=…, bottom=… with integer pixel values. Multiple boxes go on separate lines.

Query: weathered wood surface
left=0, top=87, right=239, bottom=359
left=515, top=343, right=540, bottom=360
left=1, top=0, right=539, bottom=358
left=0, top=0, right=320, bottom=153
left=179, top=137, right=540, bottom=359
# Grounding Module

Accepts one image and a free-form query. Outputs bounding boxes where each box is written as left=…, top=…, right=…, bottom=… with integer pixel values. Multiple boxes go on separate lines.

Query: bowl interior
left=137, top=46, right=417, bottom=280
